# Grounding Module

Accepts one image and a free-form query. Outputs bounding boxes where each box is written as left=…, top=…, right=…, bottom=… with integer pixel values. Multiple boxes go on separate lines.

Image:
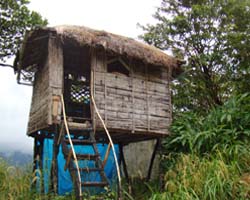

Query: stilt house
left=15, top=25, right=182, bottom=198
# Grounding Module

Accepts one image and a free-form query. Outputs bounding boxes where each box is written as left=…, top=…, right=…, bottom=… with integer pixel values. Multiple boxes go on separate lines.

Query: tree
left=0, top=0, right=47, bottom=67
left=140, top=0, right=250, bottom=114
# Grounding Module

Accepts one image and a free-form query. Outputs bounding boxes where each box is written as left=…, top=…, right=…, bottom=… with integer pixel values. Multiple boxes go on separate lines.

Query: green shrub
left=159, top=153, right=250, bottom=200
left=0, top=158, right=36, bottom=200
left=153, top=93, right=250, bottom=199
left=165, top=93, right=250, bottom=156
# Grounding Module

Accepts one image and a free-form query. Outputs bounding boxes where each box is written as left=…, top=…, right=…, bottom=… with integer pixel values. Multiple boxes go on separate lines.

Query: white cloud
left=0, top=67, right=32, bottom=153
left=28, top=0, right=160, bottom=37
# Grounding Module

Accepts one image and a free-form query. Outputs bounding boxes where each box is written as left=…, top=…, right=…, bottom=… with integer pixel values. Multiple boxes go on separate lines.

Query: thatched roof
left=17, top=25, right=182, bottom=76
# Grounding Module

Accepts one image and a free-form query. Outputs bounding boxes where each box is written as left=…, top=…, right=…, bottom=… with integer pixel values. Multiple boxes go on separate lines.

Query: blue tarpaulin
left=40, top=137, right=119, bottom=195
left=42, top=138, right=53, bottom=194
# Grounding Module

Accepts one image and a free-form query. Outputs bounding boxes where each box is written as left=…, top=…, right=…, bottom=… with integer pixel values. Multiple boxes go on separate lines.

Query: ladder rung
left=68, top=122, right=93, bottom=131
left=77, top=154, right=99, bottom=160
left=81, top=181, right=108, bottom=187
left=72, top=167, right=104, bottom=172
left=64, top=139, right=94, bottom=145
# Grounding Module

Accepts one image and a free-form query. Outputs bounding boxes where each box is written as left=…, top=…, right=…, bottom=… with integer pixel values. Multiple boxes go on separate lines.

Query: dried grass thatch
left=18, top=25, right=182, bottom=76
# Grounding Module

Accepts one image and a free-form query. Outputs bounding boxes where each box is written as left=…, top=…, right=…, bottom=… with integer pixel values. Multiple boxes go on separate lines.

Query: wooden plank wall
left=93, top=50, right=171, bottom=136
left=48, top=37, right=63, bottom=124
left=27, top=55, right=50, bottom=134
left=27, top=36, right=63, bottom=134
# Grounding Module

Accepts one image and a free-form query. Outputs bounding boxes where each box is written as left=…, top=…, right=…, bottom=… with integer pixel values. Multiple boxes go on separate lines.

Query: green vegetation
left=0, top=158, right=36, bottom=200
left=0, top=0, right=47, bottom=66
left=140, top=0, right=250, bottom=114
left=166, top=93, right=250, bottom=156
left=138, top=0, right=250, bottom=197
left=159, top=93, right=250, bottom=199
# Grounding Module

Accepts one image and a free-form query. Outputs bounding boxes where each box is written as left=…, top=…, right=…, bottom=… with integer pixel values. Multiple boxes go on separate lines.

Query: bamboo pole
left=102, top=143, right=111, bottom=168
left=60, top=94, right=82, bottom=197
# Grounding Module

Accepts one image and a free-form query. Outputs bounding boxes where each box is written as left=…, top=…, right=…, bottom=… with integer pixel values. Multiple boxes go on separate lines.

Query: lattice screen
left=70, top=84, right=90, bottom=104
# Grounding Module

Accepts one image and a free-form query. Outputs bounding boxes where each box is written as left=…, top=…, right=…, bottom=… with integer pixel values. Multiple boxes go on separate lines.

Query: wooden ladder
left=61, top=123, right=109, bottom=199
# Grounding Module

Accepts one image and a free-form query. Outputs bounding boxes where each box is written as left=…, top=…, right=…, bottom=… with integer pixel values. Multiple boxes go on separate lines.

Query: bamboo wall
left=92, top=50, right=172, bottom=136
left=27, top=54, right=50, bottom=134
left=27, top=37, right=63, bottom=135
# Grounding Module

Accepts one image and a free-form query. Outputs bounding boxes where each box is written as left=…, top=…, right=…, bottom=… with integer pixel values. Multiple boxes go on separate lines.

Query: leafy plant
left=164, top=93, right=250, bottom=156
left=160, top=153, right=250, bottom=200
left=154, top=93, right=250, bottom=199
left=0, top=0, right=47, bottom=66
left=140, top=0, right=250, bottom=113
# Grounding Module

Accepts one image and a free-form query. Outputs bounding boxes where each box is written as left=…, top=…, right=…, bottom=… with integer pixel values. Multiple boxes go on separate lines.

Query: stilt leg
left=147, top=139, right=160, bottom=181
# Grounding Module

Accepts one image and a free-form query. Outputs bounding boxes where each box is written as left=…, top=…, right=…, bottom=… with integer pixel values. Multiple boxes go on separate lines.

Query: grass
left=161, top=152, right=250, bottom=200
left=2, top=155, right=250, bottom=200
left=0, top=158, right=114, bottom=200
left=0, top=158, right=35, bottom=200
left=156, top=93, right=250, bottom=200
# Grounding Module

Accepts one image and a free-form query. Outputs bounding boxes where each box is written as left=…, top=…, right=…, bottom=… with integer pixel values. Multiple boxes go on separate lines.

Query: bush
left=165, top=93, right=250, bottom=156
left=160, top=153, right=250, bottom=200
left=154, top=93, right=250, bottom=199
left=0, top=158, right=36, bottom=200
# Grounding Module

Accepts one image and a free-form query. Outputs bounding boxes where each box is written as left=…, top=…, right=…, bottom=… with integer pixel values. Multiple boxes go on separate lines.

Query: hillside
left=0, top=151, right=32, bottom=167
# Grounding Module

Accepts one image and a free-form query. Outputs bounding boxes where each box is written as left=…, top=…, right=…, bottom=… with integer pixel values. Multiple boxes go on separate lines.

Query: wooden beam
left=146, top=64, right=150, bottom=131
left=64, top=149, right=73, bottom=171
left=104, top=51, right=107, bottom=125
left=102, top=143, right=111, bottom=168
left=147, top=139, right=160, bottom=181
left=48, top=34, right=63, bottom=126
left=119, top=144, right=129, bottom=182
left=90, top=48, right=96, bottom=133
left=131, top=60, right=135, bottom=133
left=52, top=125, right=59, bottom=193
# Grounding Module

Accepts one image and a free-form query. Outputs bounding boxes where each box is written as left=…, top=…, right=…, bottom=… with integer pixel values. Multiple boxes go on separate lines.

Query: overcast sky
left=0, top=0, right=161, bottom=154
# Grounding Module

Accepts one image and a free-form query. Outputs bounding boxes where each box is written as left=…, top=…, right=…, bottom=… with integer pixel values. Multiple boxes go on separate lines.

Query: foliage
left=154, top=93, right=250, bottom=199
left=0, top=158, right=37, bottom=199
left=0, top=0, right=47, bottom=65
left=139, top=1, right=250, bottom=198
left=140, top=0, right=250, bottom=113
left=160, top=152, right=250, bottom=200
left=164, top=93, right=250, bottom=155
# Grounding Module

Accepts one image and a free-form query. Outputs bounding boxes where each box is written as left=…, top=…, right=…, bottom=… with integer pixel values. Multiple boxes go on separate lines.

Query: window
left=107, top=58, right=130, bottom=76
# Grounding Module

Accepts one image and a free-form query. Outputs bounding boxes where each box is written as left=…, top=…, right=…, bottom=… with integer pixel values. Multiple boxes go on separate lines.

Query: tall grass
left=0, top=158, right=116, bottom=200
left=161, top=152, right=250, bottom=200
left=151, top=93, right=250, bottom=199
left=166, top=93, right=250, bottom=156
left=0, top=158, right=37, bottom=200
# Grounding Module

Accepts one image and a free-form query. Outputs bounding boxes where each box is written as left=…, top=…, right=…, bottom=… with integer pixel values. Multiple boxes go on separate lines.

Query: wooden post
left=51, top=125, right=59, bottom=194
left=147, top=139, right=160, bottom=181
left=32, top=138, right=39, bottom=190
left=158, top=139, right=164, bottom=191
left=36, top=137, right=44, bottom=194
left=131, top=60, right=135, bottom=133
left=102, top=143, right=111, bottom=168
left=119, top=144, right=129, bottom=182
left=146, top=64, right=150, bottom=131
left=48, top=34, right=63, bottom=126
left=104, top=51, right=107, bottom=126
left=90, top=48, right=96, bottom=133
